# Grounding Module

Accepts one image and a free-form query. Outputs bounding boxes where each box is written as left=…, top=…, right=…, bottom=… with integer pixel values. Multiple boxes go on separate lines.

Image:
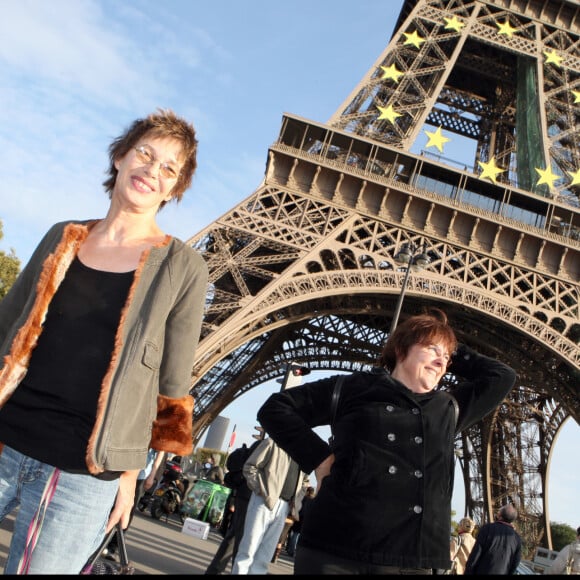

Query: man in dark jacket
left=464, top=504, right=522, bottom=575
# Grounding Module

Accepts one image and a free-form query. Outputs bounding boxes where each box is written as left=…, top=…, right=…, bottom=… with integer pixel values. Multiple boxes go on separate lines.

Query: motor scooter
left=137, top=484, right=156, bottom=513
left=149, top=459, right=190, bottom=522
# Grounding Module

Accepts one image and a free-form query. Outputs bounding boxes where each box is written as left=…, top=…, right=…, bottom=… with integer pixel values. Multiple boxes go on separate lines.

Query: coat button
left=386, top=405, right=395, bottom=412
left=411, top=408, right=420, bottom=415
left=388, top=465, right=397, bottom=474
left=387, top=433, right=396, bottom=442
left=414, top=470, right=423, bottom=478
left=413, top=505, right=423, bottom=514
left=414, top=436, right=423, bottom=444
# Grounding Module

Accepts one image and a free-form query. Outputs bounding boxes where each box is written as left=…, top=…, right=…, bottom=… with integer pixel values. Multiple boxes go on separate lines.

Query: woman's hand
left=106, top=469, right=140, bottom=532
left=314, top=454, right=335, bottom=492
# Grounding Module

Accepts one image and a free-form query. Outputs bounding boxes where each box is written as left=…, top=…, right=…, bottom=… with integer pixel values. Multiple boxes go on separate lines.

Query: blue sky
left=0, top=0, right=577, bottom=530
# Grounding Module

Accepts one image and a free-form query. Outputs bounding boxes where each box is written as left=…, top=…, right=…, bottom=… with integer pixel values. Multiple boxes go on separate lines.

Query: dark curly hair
left=102, top=108, right=198, bottom=210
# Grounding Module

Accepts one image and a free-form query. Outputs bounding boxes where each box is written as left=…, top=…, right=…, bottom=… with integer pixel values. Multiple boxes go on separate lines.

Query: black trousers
left=204, top=495, right=250, bottom=575
left=294, top=545, right=433, bottom=575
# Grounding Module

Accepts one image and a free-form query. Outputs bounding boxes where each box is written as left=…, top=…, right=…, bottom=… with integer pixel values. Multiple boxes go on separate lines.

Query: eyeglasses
left=134, top=145, right=180, bottom=180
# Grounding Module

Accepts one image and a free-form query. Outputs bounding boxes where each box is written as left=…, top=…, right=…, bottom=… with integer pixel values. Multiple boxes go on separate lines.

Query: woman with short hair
left=0, top=109, right=208, bottom=574
left=258, top=308, right=516, bottom=574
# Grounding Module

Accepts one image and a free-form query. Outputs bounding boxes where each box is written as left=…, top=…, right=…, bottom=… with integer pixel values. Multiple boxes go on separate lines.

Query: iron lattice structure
left=186, top=0, right=579, bottom=557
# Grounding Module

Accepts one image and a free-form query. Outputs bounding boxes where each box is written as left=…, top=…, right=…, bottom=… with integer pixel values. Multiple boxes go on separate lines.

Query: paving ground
left=0, top=508, right=294, bottom=575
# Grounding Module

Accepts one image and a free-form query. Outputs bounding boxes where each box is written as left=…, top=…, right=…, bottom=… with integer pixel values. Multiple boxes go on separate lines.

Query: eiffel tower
left=187, top=0, right=579, bottom=556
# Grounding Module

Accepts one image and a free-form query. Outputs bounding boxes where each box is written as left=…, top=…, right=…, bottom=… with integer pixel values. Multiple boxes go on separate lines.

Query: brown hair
left=377, top=308, right=458, bottom=371
left=102, top=108, right=198, bottom=209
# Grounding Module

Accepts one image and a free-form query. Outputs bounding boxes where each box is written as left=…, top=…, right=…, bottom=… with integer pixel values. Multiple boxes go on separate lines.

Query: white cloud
left=0, top=1, right=141, bottom=103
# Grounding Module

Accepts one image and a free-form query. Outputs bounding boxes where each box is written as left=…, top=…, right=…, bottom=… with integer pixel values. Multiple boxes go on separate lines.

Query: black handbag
left=81, top=523, right=135, bottom=575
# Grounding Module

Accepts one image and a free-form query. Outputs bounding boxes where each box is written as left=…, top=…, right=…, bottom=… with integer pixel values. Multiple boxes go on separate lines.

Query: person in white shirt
left=548, top=526, right=580, bottom=575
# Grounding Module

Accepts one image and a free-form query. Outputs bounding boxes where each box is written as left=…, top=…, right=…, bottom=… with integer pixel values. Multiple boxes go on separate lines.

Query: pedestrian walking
left=231, top=437, right=309, bottom=574
left=449, top=517, right=476, bottom=574
left=286, top=486, right=316, bottom=557
left=205, top=441, right=260, bottom=575
left=464, top=504, right=522, bottom=575
left=547, top=525, right=580, bottom=575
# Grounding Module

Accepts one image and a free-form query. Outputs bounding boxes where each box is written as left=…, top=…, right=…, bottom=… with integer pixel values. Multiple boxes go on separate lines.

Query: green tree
left=0, top=220, right=21, bottom=299
left=550, top=522, right=576, bottom=551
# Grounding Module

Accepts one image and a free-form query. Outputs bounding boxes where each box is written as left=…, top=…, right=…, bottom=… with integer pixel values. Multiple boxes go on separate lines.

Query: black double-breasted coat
left=257, top=345, right=516, bottom=570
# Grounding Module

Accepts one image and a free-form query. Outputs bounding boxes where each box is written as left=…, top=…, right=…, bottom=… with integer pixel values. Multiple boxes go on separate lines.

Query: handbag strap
left=82, top=522, right=130, bottom=572
left=329, top=375, right=345, bottom=444
left=116, top=524, right=130, bottom=567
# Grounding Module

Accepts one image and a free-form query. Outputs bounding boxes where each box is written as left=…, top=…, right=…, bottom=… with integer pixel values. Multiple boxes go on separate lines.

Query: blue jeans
left=0, top=445, right=119, bottom=574
left=232, top=493, right=289, bottom=574
left=287, top=529, right=300, bottom=556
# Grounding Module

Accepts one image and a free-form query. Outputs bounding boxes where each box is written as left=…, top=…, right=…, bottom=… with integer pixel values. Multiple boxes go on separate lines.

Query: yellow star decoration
left=424, top=126, right=451, bottom=153
left=496, top=19, right=517, bottom=38
left=380, top=64, right=404, bottom=83
left=544, top=49, right=563, bottom=67
left=377, top=105, right=403, bottom=124
left=444, top=16, right=464, bottom=32
left=478, top=157, right=505, bottom=184
left=535, top=166, right=559, bottom=190
left=572, top=90, right=580, bottom=103
left=403, top=30, right=425, bottom=49
left=567, top=168, right=580, bottom=186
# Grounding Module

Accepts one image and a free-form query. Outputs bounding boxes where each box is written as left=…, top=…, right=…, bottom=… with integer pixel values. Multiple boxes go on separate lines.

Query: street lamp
left=389, top=242, right=430, bottom=335
left=276, top=362, right=311, bottom=391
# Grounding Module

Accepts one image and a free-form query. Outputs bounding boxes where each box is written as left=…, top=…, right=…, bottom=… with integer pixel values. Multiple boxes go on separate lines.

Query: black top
left=257, top=345, right=517, bottom=569
left=0, top=257, right=133, bottom=474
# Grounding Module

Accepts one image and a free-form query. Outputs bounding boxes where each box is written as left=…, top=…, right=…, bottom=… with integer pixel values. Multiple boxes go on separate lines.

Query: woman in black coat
left=257, top=308, right=516, bottom=574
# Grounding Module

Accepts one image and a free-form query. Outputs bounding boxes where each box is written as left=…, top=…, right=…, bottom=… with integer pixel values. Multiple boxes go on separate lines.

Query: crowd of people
left=0, top=106, right=570, bottom=575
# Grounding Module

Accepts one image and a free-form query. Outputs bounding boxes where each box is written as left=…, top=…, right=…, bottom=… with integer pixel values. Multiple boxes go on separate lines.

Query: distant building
left=203, top=415, right=230, bottom=450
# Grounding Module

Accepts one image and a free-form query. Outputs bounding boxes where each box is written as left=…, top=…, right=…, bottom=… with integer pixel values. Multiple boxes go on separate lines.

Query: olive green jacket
left=0, top=220, right=208, bottom=474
